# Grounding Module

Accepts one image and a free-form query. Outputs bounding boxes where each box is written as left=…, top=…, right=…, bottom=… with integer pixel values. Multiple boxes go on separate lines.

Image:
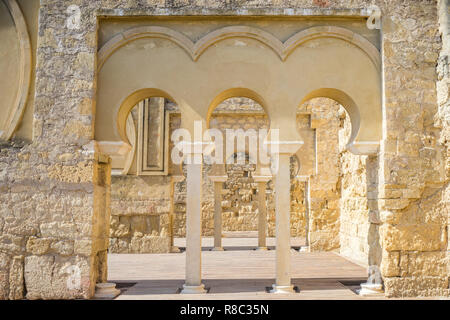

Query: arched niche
left=0, top=0, right=32, bottom=141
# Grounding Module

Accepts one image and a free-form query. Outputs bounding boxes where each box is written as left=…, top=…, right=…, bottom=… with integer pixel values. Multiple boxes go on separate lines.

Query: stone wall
left=298, top=98, right=342, bottom=251
left=339, top=109, right=381, bottom=267
left=1, top=0, right=111, bottom=299
left=109, top=175, right=171, bottom=253
left=378, top=0, right=449, bottom=297
left=437, top=0, right=450, bottom=292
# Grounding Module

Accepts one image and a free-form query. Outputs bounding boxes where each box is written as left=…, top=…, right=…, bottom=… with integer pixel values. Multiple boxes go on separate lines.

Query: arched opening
left=93, top=21, right=382, bottom=299
left=109, top=94, right=184, bottom=257
left=205, top=96, right=270, bottom=250
left=293, top=94, right=381, bottom=292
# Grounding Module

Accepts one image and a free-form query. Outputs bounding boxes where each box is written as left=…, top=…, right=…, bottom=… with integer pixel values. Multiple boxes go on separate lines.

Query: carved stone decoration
left=0, top=0, right=32, bottom=141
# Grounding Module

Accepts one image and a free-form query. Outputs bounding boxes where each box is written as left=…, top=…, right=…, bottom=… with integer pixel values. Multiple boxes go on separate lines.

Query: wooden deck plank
left=108, top=236, right=383, bottom=300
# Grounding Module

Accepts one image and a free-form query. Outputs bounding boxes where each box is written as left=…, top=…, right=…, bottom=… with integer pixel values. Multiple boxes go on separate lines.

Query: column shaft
left=182, top=162, right=206, bottom=293
left=272, top=154, right=294, bottom=292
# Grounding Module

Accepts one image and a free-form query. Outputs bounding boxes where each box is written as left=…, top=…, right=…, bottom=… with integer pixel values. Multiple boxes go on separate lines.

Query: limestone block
left=381, top=224, right=444, bottom=251
left=74, top=240, right=92, bottom=256
left=129, top=236, right=170, bottom=253
left=26, top=237, right=52, bottom=255
left=25, top=255, right=91, bottom=300
left=0, top=253, right=10, bottom=300
left=40, top=222, right=78, bottom=239
left=401, top=251, right=448, bottom=277
left=0, top=234, right=25, bottom=254
left=50, top=240, right=74, bottom=256
left=8, top=256, right=24, bottom=300
left=384, top=276, right=449, bottom=298
left=380, top=250, right=400, bottom=277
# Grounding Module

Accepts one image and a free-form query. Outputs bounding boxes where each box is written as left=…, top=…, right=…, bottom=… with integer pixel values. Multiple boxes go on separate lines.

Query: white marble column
left=181, top=149, right=206, bottom=294
left=209, top=176, right=227, bottom=251
left=270, top=153, right=295, bottom=293
left=253, top=176, right=271, bottom=250
left=266, top=140, right=303, bottom=294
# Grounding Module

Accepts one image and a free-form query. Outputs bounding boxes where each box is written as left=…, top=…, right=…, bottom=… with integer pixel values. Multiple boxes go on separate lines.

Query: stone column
left=253, top=176, right=271, bottom=250
left=181, top=147, right=206, bottom=294
left=268, top=142, right=302, bottom=294
left=209, top=176, right=227, bottom=251
left=170, top=175, right=184, bottom=253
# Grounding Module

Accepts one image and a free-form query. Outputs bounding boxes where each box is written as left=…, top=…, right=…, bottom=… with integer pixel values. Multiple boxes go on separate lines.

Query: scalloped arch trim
left=98, top=25, right=381, bottom=71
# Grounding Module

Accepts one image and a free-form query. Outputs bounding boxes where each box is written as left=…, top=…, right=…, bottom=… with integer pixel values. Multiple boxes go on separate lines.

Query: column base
left=180, top=284, right=207, bottom=294
left=94, top=282, right=121, bottom=299
left=358, top=283, right=384, bottom=296
left=211, top=247, right=224, bottom=251
left=170, top=246, right=181, bottom=253
left=255, top=246, right=268, bottom=251
left=270, top=284, right=295, bottom=294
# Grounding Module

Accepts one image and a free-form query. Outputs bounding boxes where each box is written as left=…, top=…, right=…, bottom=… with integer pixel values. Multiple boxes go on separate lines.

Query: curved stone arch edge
left=0, top=0, right=32, bottom=141
left=96, top=27, right=381, bottom=157
left=97, top=86, right=380, bottom=157
left=97, top=25, right=381, bottom=71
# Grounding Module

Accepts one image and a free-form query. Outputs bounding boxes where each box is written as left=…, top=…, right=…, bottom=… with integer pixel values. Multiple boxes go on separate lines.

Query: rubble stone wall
left=378, top=0, right=449, bottom=297
left=299, top=99, right=342, bottom=251
left=338, top=109, right=380, bottom=266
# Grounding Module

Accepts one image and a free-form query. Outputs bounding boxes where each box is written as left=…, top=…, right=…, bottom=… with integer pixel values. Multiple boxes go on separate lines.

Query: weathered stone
left=381, top=224, right=444, bottom=251
left=26, top=237, right=52, bottom=255
left=24, top=255, right=90, bottom=300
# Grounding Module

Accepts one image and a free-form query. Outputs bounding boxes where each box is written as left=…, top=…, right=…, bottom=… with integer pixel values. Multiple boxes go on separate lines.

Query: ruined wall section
left=338, top=108, right=380, bottom=266
left=298, top=99, right=342, bottom=251
left=109, top=175, right=171, bottom=253
left=379, top=0, right=449, bottom=297
left=0, top=0, right=113, bottom=300
left=437, top=0, right=450, bottom=291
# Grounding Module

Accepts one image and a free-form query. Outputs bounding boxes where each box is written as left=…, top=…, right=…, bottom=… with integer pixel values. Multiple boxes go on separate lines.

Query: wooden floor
left=107, top=235, right=393, bottom=300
